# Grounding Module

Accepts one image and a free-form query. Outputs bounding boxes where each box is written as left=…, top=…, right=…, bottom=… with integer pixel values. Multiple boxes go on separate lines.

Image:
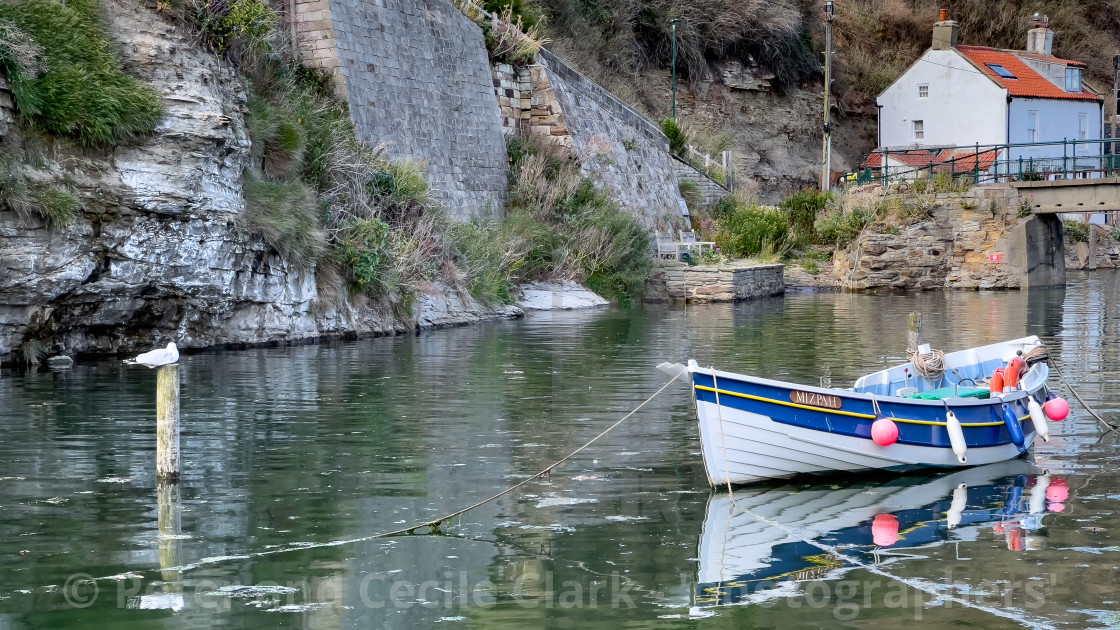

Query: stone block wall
left=646, top=264, right=785, bottom=303
left=292, top=0, right=345, bottom=96
left=491, top=62, right=571, bottom=147
left=535, top=49, right=688, bottom=228
left=296, top=0, right=508, bottom=220
left=672, top=157, right=730, bottom=207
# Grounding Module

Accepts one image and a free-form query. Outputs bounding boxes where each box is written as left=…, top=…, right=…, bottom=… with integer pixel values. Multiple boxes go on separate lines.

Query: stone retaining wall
left=833, top=184, right=1065, bottom=290
left=296, top=0, right=508, bottom=220
left=645, top=264, right=784, bottom=303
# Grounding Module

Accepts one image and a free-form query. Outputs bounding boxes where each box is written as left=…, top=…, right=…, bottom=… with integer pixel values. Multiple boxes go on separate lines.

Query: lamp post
left=671, top=18, right=682, bottom=120
left=821, top=0, right=835, bottom=191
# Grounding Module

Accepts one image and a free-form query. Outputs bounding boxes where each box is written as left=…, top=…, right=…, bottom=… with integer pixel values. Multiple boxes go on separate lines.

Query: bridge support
left=1008, top=214, right=1066, bottom=287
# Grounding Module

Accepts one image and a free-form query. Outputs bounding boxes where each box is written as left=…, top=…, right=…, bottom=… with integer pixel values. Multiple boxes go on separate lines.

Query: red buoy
left=872, top=514, right=899, bottom=547
left=871, top=417, right=899, bottom=446
left=1043, top=397, right=1070, bottom=421
left=990, top=367, right=1005, bottom=395
left=1005, top=357, right=1025, bottom=389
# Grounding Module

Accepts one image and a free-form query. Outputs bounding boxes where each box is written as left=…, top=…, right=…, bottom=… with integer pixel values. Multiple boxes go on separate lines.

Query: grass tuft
left=0, top=0, right=163, bottom=147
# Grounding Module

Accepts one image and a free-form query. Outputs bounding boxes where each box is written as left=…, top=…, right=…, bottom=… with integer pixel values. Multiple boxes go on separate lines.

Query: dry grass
left=834, top=1, right=1120, bottom=110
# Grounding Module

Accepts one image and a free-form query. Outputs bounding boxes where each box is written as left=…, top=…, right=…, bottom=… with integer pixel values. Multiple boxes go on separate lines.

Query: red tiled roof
left=956, top=46, right=1101, bottom=101
left=1015, top=51, right=1087, bottom=68
left=864, top=148, right=1002, bottom=173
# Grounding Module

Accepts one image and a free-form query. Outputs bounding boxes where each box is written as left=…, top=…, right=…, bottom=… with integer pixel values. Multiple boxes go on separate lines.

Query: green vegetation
left=714, top=202, right=789, bottom=259
left=458, top=134, right=652, bottom=305
left=452, top=0, right=544, bottom=65
left=0, top=0, right=163, bottom=147
left=678, top=181, right=702, bottom=211
left=697, top=187, right=890, bottom=262
left=660, top=118, right=687, bottom=158
left=1063, top=219, right=1089, bottom=243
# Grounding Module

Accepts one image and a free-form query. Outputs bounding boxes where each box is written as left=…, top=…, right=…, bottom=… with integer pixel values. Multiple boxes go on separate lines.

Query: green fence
left=856, top=139, right=1120, bottom=187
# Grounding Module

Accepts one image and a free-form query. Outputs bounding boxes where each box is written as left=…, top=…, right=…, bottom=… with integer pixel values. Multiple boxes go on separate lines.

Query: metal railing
left=856, top=139, right=1120, bottom=187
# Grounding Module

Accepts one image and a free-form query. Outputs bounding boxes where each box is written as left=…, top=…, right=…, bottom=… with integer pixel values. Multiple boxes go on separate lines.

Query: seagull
left=124, top=342, right=179, bottom=368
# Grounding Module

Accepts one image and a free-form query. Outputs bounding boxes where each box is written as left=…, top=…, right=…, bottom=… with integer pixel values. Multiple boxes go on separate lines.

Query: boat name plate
left=790, top=390, right=843, bottom=410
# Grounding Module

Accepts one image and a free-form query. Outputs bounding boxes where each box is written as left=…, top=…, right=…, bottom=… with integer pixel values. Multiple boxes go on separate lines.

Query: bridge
left=1012, top=177, right=1120, bottom=214
left=857, top=139, right=1120, bottom=284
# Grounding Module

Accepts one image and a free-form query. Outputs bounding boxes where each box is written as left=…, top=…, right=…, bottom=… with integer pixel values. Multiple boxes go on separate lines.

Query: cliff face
left=0, top=1, right=515, bottom=363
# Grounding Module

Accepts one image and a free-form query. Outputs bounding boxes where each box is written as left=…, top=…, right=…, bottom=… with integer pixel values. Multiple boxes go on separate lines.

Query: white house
left=875, top=12, right=1104, bottom=179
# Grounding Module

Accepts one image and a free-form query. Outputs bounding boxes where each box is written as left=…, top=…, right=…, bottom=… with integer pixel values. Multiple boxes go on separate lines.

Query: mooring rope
left=1037, top=344, right=1119, bottom=434
left=907, top=348, right=946, bottom=384
left=160, top=370, right=687, bottom=575
left=369, top=369, right=685, bottom=537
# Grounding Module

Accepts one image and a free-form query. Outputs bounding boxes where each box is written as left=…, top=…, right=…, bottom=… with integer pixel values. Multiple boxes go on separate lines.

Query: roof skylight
left=985, top=63, right=1017, bottom=79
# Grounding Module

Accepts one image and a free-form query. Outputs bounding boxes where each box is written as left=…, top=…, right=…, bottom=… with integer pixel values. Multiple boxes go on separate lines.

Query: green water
left=1, top=271, right=1119, bottom=629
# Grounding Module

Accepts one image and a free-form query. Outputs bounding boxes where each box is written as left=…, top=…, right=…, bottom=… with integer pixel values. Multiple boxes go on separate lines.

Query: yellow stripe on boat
left=694, top=385, right=1030, bottom=427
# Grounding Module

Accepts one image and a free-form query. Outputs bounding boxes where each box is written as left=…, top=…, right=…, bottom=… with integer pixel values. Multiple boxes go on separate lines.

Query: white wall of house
left=1006, top=98, right=1104, bottom=176
left=877, top=50, right=1008, bottom=148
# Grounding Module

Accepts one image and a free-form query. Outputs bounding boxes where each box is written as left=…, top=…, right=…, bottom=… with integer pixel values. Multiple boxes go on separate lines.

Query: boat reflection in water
left=694, top=461, right=1068, bottom=608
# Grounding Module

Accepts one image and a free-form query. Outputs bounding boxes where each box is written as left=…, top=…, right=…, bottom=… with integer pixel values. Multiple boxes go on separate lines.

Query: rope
left=1042, top=348, right=1119, bottom=434
left=907, top=348, right=946, bottom=384
left=372, top=370, right=685, bottom=537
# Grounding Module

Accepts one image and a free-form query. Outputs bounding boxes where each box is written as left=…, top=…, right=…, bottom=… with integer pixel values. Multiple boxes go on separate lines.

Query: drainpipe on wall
left=877, top=104, right=883, bottom=148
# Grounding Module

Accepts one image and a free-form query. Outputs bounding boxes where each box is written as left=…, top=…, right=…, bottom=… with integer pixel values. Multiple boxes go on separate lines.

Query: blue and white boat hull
left=687, top=336, right=1051, bottom=486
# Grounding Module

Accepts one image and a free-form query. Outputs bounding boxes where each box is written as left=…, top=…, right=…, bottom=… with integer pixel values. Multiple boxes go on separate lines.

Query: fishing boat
left=692, top=461, right=1065, bottom=610
left=660, top=335, right=1069, bottom=486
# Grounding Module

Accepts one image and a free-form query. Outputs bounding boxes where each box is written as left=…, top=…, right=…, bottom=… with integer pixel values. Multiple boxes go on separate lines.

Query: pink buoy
left=1043, top=397, right=1070, bottom=421
left=1046, top=478, right=1069, bottom=503
left=871, top=417, right=899, bottom=446
left=872, top=513, right=899, bottom=547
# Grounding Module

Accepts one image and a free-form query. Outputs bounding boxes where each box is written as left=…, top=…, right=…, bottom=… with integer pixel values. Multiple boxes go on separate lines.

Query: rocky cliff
left=0, top=0, right=515, bottom=363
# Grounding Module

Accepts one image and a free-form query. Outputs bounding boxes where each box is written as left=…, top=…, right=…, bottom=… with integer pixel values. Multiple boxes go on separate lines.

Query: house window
left=1065, top=67, right=1082, bottom=92
left=1027, top=111, right=1039, bottom=143
left=913, top=120, right=925, bottom=141
left=918, top=84, right=929, bottom=98
left=986, top=63, right=1017, bottom=79
left=1079, top=113, right=1089, bottom=140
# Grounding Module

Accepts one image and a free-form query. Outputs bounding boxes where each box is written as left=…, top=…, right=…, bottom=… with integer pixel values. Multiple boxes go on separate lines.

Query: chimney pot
left=932, top=11, right=959, bottom=50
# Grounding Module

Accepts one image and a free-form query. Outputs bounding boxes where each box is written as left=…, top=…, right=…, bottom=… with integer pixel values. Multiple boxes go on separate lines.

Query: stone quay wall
left=295, top=0, right=508, bottom=220
left=833, top=184, right=1065, bottom=290
left=646, top=264, right=785, bottom=304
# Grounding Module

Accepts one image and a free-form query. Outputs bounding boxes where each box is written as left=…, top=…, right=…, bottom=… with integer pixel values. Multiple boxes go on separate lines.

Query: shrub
left=32, top=186, right=79, bottom=228
left=0, top=0, right=164, bottom=147
left=194, top=0, right=277, bottom=54
left=815, top=205, right=875, bottom=246
left=710, top=195, right=739, bottom=221
left=715, top=204, right=788, bottom=258
left=1063, top=220, right=1089, bottom=243
left=780, top=189, right=831, bottom=247
left=242, top=174, right=324, bottom=268
left=456, top=134, right=653, bottom=305
left=660, top=118, right=688, bottom=158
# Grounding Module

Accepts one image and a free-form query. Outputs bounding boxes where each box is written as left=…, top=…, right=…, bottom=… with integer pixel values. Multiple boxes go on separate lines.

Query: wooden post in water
left=908, top=312, right=922, bottom=355
left=1088, top=218, right=1098, bottom=271
left=157, top=481, right=182, bottom=585
left=156, top=364, right=180, bottom=482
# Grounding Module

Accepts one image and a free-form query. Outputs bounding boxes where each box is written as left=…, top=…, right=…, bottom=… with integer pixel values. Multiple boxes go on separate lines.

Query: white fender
left=946, top=410, right=967, bottom=464
left=1029, top=472, right=1051, bottom=515
left=947, top=482, right=968, bottom=528
left=1028, top=396, right=1049, bottom=443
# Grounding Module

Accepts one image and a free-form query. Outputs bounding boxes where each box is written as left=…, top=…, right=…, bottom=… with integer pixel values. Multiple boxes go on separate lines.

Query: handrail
left=856, top=138, right=1120, bottom=187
